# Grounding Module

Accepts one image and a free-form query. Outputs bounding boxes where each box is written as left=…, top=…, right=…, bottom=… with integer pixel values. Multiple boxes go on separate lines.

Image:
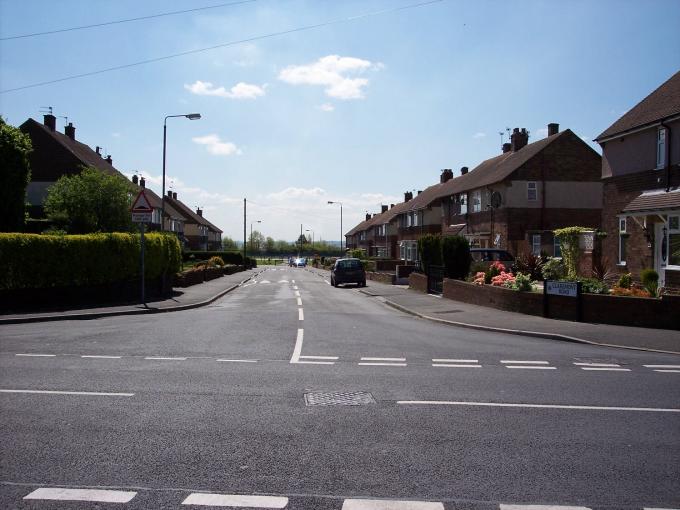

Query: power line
left=0, top=0, right=257, bottom=41
left=1, top=0, right=444, bottom=94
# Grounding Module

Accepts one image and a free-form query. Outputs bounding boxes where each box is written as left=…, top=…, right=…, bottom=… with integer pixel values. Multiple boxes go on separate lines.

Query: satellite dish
left=490, top=191, right=502, bottom=209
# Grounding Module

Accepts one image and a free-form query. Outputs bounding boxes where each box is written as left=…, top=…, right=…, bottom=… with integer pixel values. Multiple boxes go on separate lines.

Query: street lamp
left=305, top=229, right=314, bottom=251
left=162, top=113, right=201, bottom=230
left=327, top=201, right=343, bottom=254
left=250, top=220, right=262, bottom=251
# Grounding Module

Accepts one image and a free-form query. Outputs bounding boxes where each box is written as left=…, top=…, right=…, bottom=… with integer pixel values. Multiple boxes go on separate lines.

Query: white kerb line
left=15, top=353, right=55, bottom=357
left=1, top=389, right=134, bottom=397
left=290, top=328, right=304, bottom=363
left=24, top=488, right=137, bottom=503
left=396, top=400, right=680, bottom=413
left=182, top=493, right=288, bottom=508
left=299, top=308, right=304, bottom=321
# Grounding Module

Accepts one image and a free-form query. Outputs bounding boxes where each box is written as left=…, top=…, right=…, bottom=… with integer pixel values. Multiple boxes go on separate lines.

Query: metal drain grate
left=304, top=391, right=376, bottom=406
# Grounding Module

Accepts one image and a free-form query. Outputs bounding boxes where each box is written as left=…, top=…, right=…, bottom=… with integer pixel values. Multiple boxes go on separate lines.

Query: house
left=164, top=192, right=222, bottom=251
left=131, top=175, right=186, bottom=238
left=432, top=124, right=603, bottom=256
left=594, top=70, right=680, bottom=290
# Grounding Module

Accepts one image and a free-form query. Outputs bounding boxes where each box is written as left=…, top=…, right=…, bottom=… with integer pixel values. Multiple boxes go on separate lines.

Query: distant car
left=331, top=258, right=366, bottom=287
left=294, top=257, right=307, bottom=267
left=469, top=248, right=515, bottom=270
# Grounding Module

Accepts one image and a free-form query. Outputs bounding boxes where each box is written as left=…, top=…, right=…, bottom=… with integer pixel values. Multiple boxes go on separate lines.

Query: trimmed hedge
left=183, top=250, right=257, bottom=268
left=0, top=232, right=181, bottom=290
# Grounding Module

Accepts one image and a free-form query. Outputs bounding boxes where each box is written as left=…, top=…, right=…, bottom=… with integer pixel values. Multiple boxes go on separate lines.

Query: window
left=531, top=234, right=541, bottom=256
left=399, top=243, right=406, bottom=260
left=459, top=193, right=467, bottom=215
left=412, top=211, right=419, bottom=227
left=471, top=190, right=481, bottom=213
left=405, top=213, right=412, bottom=227
left=527, top=181, right=537, bottom=201
left=657, top=128, right=666, bottom=169
left=152, top=209, right=161, bottom=224
left=618, top=217, right=627, bottom=265
left=669, top=215, right=680, bottom=267
left=554, top=237, right=562, bottom=258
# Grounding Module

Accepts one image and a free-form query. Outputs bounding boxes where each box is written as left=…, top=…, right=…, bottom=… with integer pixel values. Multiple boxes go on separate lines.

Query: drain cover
left=304, top=391, right=376, bottom=406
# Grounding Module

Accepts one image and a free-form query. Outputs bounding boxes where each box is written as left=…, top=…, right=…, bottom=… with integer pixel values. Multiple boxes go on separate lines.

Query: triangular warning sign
left=131, top=190, right=153, bottom=212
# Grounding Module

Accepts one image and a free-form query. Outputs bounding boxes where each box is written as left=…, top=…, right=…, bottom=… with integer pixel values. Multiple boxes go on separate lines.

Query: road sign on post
left=130, top=190, right=154, bottom=305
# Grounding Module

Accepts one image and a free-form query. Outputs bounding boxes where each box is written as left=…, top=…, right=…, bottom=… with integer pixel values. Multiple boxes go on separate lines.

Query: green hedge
left=183, top=250, right=256, bottom=268
left=0, top=232, right=181, bottom=290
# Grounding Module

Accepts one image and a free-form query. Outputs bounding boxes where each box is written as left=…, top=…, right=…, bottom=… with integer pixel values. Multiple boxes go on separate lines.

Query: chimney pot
left=548, top=122, right=559, bottom=136
left=510, top=127, right=529, bottom=152
left=132, top=175, right=139, bottom=185
left=140, top=177, right=145, bottom=188
left=167, top=191, right=173, bottom=197
left=404, top=192, right=413, bottom=202
left=172, top=192, right=177, bottom=200
left=96, top=146, right=101, bottom=156
left=381, top=204, right=388, bottom=213
left=105, top=155, right=112, bottom=165
left=390, top=204, right=395, bottom=209
left=440, top=168, right=454, bottom=183
left=196, top=208, right=203, bottom=217
left=43, top=114, right=56, bottom=131
left=64, top=122, right=75, bottom=140
left=366, top=213, right=371, bottom=221
left=502, top=142, right=512, bottom=153
left=461, top=166, right=469, bottom=175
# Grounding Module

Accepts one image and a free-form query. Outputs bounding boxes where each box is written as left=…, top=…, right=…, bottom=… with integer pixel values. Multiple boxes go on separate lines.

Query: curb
left=359, top=289, right=680, bottom=356
left=0, top=272, right=262, bottom=326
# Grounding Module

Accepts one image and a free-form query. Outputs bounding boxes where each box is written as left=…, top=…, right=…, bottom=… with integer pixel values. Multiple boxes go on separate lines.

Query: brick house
left=345, top=201, right=412, bottom=259
left=594, top=70, right=680, bottom=290
left=164, top=192, right=222, bottom=250
left=431, top=124, right=602, bottom=256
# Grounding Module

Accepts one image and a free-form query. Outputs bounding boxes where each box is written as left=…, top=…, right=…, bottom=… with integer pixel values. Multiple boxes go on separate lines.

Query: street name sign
left=545, top=281, right=579, bottom=297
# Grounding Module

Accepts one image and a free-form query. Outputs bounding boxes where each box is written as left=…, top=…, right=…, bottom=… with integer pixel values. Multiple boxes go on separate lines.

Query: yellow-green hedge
left=0, top=232, right=181, bottom=290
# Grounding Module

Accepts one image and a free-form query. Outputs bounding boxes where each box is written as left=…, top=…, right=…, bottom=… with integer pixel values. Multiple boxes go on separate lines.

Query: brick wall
left=408, top=272, right=427, bottom=292
left=366, top=271, right=395, bottom=284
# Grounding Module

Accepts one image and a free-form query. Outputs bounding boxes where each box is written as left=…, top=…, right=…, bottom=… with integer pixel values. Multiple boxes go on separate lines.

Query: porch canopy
left=620, top=188, right=680, bottom=218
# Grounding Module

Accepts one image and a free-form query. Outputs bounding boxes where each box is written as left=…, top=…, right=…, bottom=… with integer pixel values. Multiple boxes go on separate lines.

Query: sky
left=1, top=0, right=679, bottom=243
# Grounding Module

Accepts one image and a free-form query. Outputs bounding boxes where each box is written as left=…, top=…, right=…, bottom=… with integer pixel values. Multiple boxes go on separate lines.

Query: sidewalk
left=359, top=279, right=680, bottom=355
left=0, top=269, right=262, bottom=325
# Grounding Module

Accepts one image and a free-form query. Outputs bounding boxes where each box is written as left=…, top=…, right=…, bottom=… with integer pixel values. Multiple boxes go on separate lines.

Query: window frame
left=471, top=190, right=481, bottom=213
left=667, top=215, right=680, bottom=269
left=527, top=181, right=537, bottom=201
left=531, top=234, right=541, bottom=256
left=618, top=217, right=627, bottom=265
left=657, top=127, right=666, bottom=169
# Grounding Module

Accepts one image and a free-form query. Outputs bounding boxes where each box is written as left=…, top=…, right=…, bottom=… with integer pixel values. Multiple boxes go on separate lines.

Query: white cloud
left=319, top=103, right=335, bottom=112
left=473, top=132, right=486, bottom=139
left=278, top=55, right=381, bottom=100
left=184, top=80, right=266, bottom=99
left=192, top=134, right=242, bottom=156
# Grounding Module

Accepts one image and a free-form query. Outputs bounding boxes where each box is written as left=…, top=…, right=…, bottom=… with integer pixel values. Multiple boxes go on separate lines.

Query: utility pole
left=243, top=198, right=247, bottom=269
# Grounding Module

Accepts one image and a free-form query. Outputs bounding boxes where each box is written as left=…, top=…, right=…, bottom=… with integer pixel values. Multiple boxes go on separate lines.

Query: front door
left=654, top=222, right=666, bottom=288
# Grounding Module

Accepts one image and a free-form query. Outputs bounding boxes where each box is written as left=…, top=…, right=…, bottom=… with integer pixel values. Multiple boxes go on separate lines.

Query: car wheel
left=360, top=280, right=366, bottom=287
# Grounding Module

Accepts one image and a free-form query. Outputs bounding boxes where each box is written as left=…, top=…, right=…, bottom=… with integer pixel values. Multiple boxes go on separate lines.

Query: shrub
left=491, top=270, right=515, bottom=287
left=507, top=272, right=533, bottom=292
left=484, top=261, right=505, bottom=284
left=208, top=256, right=225, bottom=267
left=469, top=261, right=487, bottom=277
left=441, top=235, right=471, bottom=279
left=610, top=285, right=652, bottom=298
left=0, top=232, right=181, bottom=290
left=640, top=268, right=659, bottom=297
left=617, top=273, right=632, bottom=289
left=542, top=257, right=566, bottom=281
left=554, top=226, right=591, bottom=279
left=578, top=277, right=609, bottom=295
left=184, top=251, right=243, bottom=266
left=514, top=251, right=545, bottom=281
left=472, top=271, right=486, bottom=285
left=417, top=234, right=442, bottom=274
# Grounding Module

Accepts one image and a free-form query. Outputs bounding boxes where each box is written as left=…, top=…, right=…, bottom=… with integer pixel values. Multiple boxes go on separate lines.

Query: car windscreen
left=337, top=259, right=362, bottom=270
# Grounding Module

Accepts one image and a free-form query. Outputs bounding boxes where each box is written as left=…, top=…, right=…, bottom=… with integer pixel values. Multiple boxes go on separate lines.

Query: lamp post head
left=185, top=113, right=201, bottom=120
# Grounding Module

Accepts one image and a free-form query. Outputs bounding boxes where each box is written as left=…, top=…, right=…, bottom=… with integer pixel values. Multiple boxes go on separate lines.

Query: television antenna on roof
left=39, top=106, right=53, bottom=115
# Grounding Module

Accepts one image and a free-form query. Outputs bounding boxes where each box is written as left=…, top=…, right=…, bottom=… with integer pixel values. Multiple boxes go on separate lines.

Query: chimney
left=440, top=168, right=454, bottom=183
left=105, top=155, right=113, bottom=165
left=381, top=204, right=388, bottom=213
left=417, top=190, right=422, bottom=195
left=167, top=190, right=173, bottom=197
left=96, top=146, right=102, bottom=156
left=196, top=208, right=203, bottom=217
left=172, top=192, right=177, bottom=200
left=548, top=123, right=559, bottom=136
left=43, top=114, right=56, bottom=131
left=404, top=192, right=413, bottom=202
left=390, top=204, right=395, bottom=209
left=461, top=166, right=469, bottom=175
left=132, top=175, right=139, bottom=185
left=510, top=127, right=529, bottom=152
left=502, top=143, right=512, bottom=153
left=64, top=122, right=75, bottom=140
left=366, top=213, right=371, bottom=221
left=140, top=177, right=145, bottom=188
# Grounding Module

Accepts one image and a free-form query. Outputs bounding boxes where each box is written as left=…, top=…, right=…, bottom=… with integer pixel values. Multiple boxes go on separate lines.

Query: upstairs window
left=657, top=128, right=666, bottom=169
left=471, top=190, right=481, bottom=213
left=527, top=181, right=537, bottom=201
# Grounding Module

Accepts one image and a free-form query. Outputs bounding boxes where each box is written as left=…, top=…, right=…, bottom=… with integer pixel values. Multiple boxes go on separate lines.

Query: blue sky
left=1, top=0, right=679, bottom=242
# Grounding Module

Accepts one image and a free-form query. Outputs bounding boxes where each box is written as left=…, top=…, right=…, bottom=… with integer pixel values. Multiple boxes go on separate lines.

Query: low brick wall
left=366, top=271, right=395, bottom=284
left=374, top=260, right=400, bottom=271
left=443, top=279, right=543, bottom=316
left=408, top=272, right=427, bottom=293
left=582, top=293, right=680, bottom=329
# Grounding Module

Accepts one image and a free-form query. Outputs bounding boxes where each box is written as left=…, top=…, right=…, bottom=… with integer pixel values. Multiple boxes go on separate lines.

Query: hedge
left=0, top=232, right=181, bottom=290
left=183, top=250, right=256, bottom=268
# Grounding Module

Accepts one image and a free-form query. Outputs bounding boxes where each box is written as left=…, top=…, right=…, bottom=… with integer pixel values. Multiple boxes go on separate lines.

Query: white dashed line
left=505, top=366, right=556, bottom=370
left=644, top=365, right=680, bottom=369
left=1, top=389, right=134, bottom=397
left=216, top=359, right=258, bottom=363
left=361, top=357, right=406, bottom=362
left=299, top=355, right=338, bottom=360
left=293, top=285, right=299, bottom=290
left=432, top=364, right=482, bottom=368
left=81, top=355, right=122, bottom=359
left=24, top=488, right=137, bottom=503
left=342, top=499, right=444, bottom=510
left=573, top=362, right=620, bottom=367
left=397, top=400, right=680, bottom=413
left=297, top=297, right=302, bottom=306
left=296, top=360, right=336, bottom=365
left=432, top=359, right=478, bottom=363
left=182, top=493, right=288, bottom=508
left=294, top=291, right=300, bottom=297
left=500, top=505, right=591, bottom=510
left=580, top=367, right=631, bottom=372
left=654, top=370, right=680, bottom=373
left=358, top=362, right=408, bottom=367
left=144, top=357, right=187, bottom=361
left=15, top=354, right=55, bottom=357
left=501, top=360, right=549, bottom=364
left=299, top=308, right=304, bottom=321
left=292, top=279, right=295, bottom=284
left=325, top=280, right=331, bottom=285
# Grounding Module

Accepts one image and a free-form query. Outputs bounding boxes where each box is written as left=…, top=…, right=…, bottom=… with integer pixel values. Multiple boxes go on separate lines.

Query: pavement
left=1, top=265, right=678, bottom=354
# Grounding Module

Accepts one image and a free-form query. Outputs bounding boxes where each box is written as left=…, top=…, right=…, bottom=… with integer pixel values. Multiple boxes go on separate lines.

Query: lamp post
left=327, top=201, right=343, bottom=254
left=162, top=113, right=201, bottom=230
left=250, top=220, right=262, bottom=252
left=305, top=229, right=314, bottom=251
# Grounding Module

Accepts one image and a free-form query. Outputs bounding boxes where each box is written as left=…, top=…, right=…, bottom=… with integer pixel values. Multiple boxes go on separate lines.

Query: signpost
left=131, top=190, right=154, bottom=305
left=543, top=280, right=582, bottom=321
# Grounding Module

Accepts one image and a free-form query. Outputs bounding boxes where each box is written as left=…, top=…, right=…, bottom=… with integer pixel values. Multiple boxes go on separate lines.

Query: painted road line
left=325, top=280, right=331, bottom=285
left=500, top=505, right=590, bottom=510
left=182, top=493, right=288, bottom=508
left=342, top=499, right=444, bottom=510
left=293, top=285, right=299, bottom=290
left=297, top=297, right=302, bottom=306
left=432, top=364, right=482, bottom=368
left=299, top=355, right=339, bottom=360
left=299, top=308, right=304, bottom=321
left=278, top=280, right=289, bottom=283
left=1, top=389, right=134, bottom=397
left=397, top=400, right=680, bottom=413
left=644, top=365, right=680, bottom=368
left=505, top=366, right=557, bottom=370
left=24, top=488, right=137, bottom=503
left=573, top=362, right=620, bottom=367
left=81, top=355, right=122, bottom=359
left=260, top=280, right=270, bottom=284
left=294, top=291, right=301, bottom=297
left=432, top=358, right=478, bottom=363
left=580, top=367, right=631, bottom=371
left=15, top=354, right=55, bottom=357
left=144, top=357, right=187, bottom=361
left=654, top=369, right=680, bottom=373
left=358, top=362, right=408, bottom=367
left=292, top=279, right=295, bottom=283
left=216, top=359, right=258, bottom=363
left=501, top=360, right=549, bottom=364
left=361, top=357, right=406, bottom=362
left=297, top=360, right=335, bottom=365
left=290, top=329, right=304, bottom=363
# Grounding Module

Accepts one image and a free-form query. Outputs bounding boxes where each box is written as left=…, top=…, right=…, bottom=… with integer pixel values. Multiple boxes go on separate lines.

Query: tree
left=265, top=236, right=275, bottom=253
left=44, top=167, right=136, bottom=233
left=441, top=235, right=471, bottom=279
left=222, top=236, right=238, bottom=250
left=249, top=230, right=265, bottom=252
left=0, top=118, right=32, bottom=231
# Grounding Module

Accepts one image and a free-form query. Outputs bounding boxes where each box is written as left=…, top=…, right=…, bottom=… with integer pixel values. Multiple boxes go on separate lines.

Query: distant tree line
left=223, top=231, right=343, bottom=256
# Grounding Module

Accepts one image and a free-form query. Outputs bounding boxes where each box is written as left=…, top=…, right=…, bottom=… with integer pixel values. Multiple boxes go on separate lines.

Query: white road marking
left=300, top=355, right=338, bottom=360
left=15, top=353, right=55, bottom=357
left=573, top=362, right=620, bottom=367
left=397, top=400, right=680, bottom=413
left=505, top=366, right=556, bottom=370
left=580, top=367, right=631, bottom=372
left=358, top=362, right=408, bottom=367
left=432, top=364, right=482, bottom=368
left=299, top=308, right=304, bottom=321
left=644, top=365, right=680, bottom=368
left=182, top=493, right=288, bottom=508
left=144, top=357, right=187, bottom=361
left=293, top=285, right=299, bottom=290
left=361, top=357, right=406, bottom=362
left=1, top=389, right=134, bottom=397
left=654, top=369, right=680, bottom=373
left=278, top=280, right=289, bottom=283
left=216, top=359, right=258, bottom=363
left=292, top=279, right=295, bottom=283
left=500, top=505, right=591, bottom=510
left=24, top=488, right=137, bottom=503
left=297, top=297, right=302, bottom=306
left=81, top=355, right=122, bottom=359
left=259, top=280, right=270, bottom=284
left=432, top=358, right=478, bottom=363
left=501, top=360, right=549, bottom=364
left=290, top=329, right=304, bottom=363
left=296, top=360, right=336, bottom=365
left=294, top=291, right=300, bottom=297
left=342, top=499, right=444, bottom=510
left=325, top=280, right=331, bottom=285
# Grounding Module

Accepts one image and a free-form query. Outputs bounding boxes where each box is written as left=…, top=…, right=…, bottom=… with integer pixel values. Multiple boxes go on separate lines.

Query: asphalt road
left=1, top=266, right=679, bottom=510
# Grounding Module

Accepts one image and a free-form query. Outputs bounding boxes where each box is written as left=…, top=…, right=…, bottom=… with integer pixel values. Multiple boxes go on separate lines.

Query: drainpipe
left=660, top=120, right=672, bottom=192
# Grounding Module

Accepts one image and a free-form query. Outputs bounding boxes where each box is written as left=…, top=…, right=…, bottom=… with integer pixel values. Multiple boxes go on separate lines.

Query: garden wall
left=366, top=271, right=395, bottom=284
left=408, top=272, right=427, bottom=293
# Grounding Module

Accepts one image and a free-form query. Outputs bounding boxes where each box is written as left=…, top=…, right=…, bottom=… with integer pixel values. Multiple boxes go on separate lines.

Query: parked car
left=331, top=258, right=366, bottom=287
left=469, top=248, right=515, bottom=270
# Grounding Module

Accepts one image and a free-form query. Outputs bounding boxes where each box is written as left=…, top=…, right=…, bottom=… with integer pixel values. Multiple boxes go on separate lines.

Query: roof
left=345, top=201, right=411, bottom=236
left=143, top=189, right=185, bottom=221
left=596, top=70, right=680, bottom=141
left=621, top=188, right=680, bottom=214
left=165, top=195, right=222, bottom=233
left=402, top=182, right=447, bottom=212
